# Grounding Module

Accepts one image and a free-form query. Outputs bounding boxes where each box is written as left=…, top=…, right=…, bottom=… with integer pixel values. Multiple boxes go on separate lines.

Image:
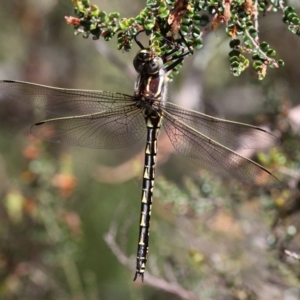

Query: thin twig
left=104, top=218, right=198, bottom=300
left=241, top=24, right=279, bottom=68
left=95, top=39, right=136, bottom=80
left=253, top=0, right=259, bottom=33
left=285, top=250, right=300, bottom=261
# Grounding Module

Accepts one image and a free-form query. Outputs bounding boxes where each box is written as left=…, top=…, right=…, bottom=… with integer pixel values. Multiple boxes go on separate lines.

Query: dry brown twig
left=103, top=213, right=198, bottom=300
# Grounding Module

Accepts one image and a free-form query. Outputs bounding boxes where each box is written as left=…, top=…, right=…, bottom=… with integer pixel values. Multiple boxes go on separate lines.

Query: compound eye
left=137, top=50, right=152, bottom=63
left=133, top=50, right=163, bottom=74
left=147, top=62, right=158, bottom=73
left=146, top=57, right=163, bottom=73
left=139, top=52, right=150, bottom=60
left=142, top=57, right=164, bottom=74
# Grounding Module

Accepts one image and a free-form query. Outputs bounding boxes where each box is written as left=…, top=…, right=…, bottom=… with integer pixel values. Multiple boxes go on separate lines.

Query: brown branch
left=103, top=218, right=198, bottom=300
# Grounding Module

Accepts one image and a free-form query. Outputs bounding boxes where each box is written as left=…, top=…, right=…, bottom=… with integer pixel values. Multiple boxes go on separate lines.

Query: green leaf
left=260, top=41, right=270, bottom=52
left=267, top=49, right=276, bottom=58
left=229, top=39, right=240, bottom=48
left=229, top=49, right=240, bottom=57
left=278, top=59, right=285, bottom=67
left=144, top=17, right=155, bottom=30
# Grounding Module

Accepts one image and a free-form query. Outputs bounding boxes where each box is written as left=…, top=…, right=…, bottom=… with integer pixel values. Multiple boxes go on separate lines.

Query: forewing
left=164, top=102, right=279, bottom=150
left=31, top=105, right=146, bottom=149
left=162, top=111, right=280, bottom=187
left=0, top=80, right=133, bottom=116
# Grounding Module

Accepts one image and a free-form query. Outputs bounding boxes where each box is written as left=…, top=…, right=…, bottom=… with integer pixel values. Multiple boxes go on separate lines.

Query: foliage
left=0, top=137, right=83, bottom=299
left=67, top=0, right=300, bottom=79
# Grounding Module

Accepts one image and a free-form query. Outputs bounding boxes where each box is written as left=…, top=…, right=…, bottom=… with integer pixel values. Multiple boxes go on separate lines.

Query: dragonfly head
left=133, top=49, right=164, bottom=75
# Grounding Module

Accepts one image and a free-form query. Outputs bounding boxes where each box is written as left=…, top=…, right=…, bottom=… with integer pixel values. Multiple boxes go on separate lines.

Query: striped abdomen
left=134, top=114, right=162, bottom=281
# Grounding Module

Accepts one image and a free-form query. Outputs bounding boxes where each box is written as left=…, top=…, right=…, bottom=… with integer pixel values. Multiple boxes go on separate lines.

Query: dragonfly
left=0, top=32, right=280, bottom=281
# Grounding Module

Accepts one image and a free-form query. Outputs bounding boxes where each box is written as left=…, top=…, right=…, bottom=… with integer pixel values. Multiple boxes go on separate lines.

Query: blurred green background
left=0, top=1, right=300, bottom=300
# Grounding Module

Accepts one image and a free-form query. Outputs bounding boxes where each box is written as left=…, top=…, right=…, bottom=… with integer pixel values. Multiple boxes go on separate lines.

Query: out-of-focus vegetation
left=0, top=1, right=299, bottom=300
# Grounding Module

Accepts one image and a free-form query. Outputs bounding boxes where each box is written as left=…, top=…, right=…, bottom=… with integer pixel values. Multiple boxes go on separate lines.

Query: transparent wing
left=162, top=110, right=280, bottom=186
left=31, top=105, right=146, bottom=149
left=163, top=102, right=279, bottom=150
left=0, top=80, right=134, bottom=116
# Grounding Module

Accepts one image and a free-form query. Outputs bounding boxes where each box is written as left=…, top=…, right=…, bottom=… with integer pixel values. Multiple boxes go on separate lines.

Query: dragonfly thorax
left=133, top=49, right=164, bottom=75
